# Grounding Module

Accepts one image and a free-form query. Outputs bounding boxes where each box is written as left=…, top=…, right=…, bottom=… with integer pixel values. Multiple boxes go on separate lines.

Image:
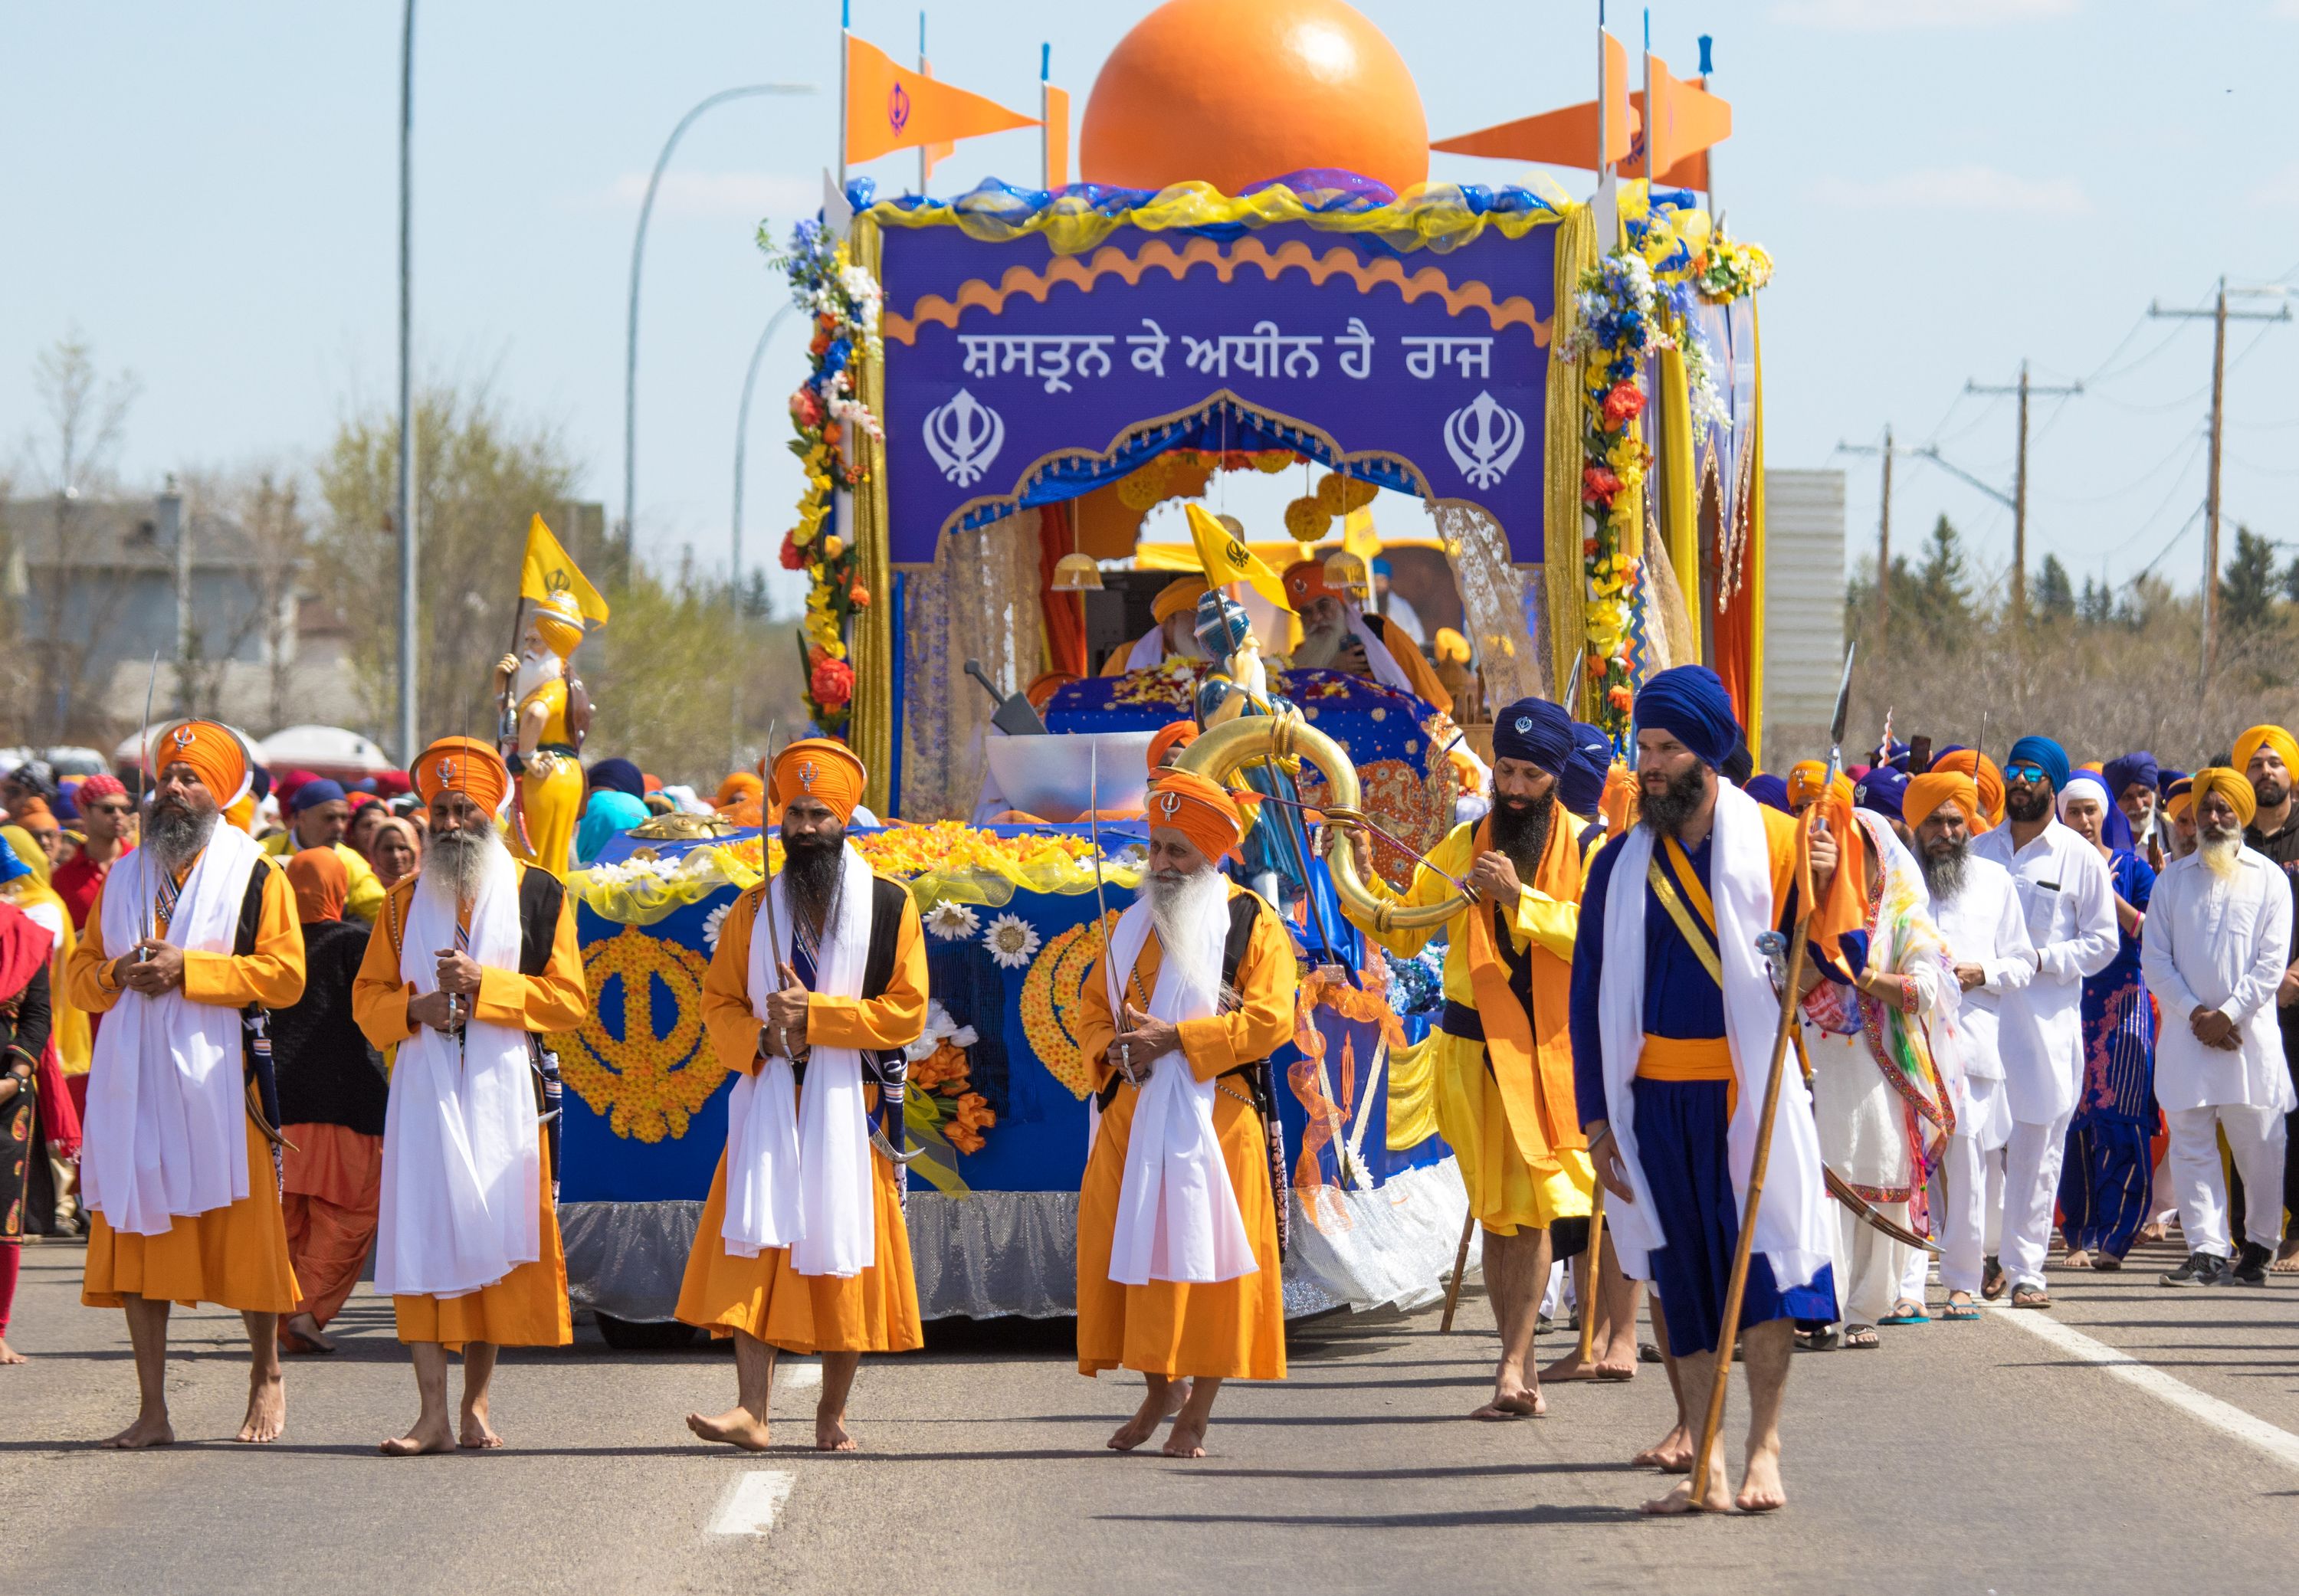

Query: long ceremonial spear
left=138, top=651, right=160, bottom=949
left=1087, top=746, right=1134, bottom=1090
left=1689, top=642, right=1855, bottom=1509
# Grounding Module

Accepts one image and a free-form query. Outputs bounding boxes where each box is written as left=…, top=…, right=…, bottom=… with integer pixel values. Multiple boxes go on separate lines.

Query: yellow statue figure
left=494, top=589, right=590, bottom=880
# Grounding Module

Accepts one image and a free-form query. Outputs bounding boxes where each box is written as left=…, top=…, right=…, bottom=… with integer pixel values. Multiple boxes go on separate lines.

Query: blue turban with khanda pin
left=1633, top=665, right=1741, bottom=769
left=1491, top=697, right=1575, bottom=778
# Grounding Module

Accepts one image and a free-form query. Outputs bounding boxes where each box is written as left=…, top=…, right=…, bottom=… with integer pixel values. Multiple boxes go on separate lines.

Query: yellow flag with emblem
left=1185, top=502, right=1294, bottom=613
left=519, top=513, right=610, bottom=625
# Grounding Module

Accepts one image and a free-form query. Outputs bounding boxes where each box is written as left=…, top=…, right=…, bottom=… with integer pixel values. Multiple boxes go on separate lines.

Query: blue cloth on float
left=1632, top=1076, right=1838, bottom=1354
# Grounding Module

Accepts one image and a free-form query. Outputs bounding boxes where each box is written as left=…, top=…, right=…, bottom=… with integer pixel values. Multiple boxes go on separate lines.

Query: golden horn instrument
left=1173, top=710, right=1467, bottom=933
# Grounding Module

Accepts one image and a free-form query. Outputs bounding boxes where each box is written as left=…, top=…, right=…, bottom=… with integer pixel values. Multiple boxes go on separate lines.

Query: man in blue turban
left=1340, top=693, right=1603, bottom=1416
left=1854, top=767, right=1908, bottom=840
left=1969, top=732, right=2117, bottom=1309
left=2102, top=750, right=2160, bottom=857
left=1569, top=664, right=1847, bottom=1512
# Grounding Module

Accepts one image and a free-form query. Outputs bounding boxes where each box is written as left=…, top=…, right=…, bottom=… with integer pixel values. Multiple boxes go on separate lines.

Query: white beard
left=420, top=822, right=513, bottom=916
left=515, top=647, right=562, bottom=703
left=1161, top=618, right=1209, bottom=660
left=1142, top=866, right=1229, bottom=1001
left=1292, top=621, right=1348, bottom=670
left=2200, top=829, right=2244, bottom=880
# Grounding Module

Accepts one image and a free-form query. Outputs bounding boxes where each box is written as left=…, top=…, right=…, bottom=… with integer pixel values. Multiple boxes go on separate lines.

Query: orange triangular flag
left=1633, top=65, right=1731, bottom=182
left=1432, top=31, right=1638, bottom=172
left=1601, top=28, right=1633, bottom=168
left=845, top=34, right=1036, bottom=167
left=1042, top=82, right=1071, bottom=189
left=920, top=59, right=954, bottom=179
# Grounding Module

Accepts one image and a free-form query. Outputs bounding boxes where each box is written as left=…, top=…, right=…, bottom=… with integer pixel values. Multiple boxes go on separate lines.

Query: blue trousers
left=2058, top=1116, right=2153, bottom=1259
left=1633, top=1076, right=1838, bottom=1356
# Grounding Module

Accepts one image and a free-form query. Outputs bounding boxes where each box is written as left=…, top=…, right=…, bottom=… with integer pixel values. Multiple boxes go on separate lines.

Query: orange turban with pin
left=412, top=736, right=511, bottom=815
left=1145, top=769, right=1250, bottom=864
left=147, top=719, right=251, bottom=806
left=1929, top=749, right=2004, bottom=830
left=769, top=738, right=867, bottom=824
left=1146, top=720, right=1199, bottom=775
left=1904, top=771, right=1979, bottom=831
left=1786, top=760, right=1853, bottom=812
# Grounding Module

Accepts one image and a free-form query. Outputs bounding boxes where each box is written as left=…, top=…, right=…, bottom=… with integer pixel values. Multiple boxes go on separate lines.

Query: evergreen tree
left=2078, top=576, right=2115, bottom=625
left=1908, top=515, right=1973, bottom=644
left=2032, top=554, right=2075, bottom=622
left=2222, top=524, right=2279, bottom=636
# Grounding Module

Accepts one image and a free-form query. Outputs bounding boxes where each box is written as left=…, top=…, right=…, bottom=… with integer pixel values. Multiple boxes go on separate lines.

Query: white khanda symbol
left=923, top=388, right=1005, bottom=487
left=1443, top=390, right=1526, bottom=489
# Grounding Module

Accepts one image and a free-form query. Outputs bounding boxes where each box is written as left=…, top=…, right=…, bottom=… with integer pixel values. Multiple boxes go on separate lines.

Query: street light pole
left=621, top=83, right=812, bottom=548
left=395, top=0, right=418, bottom=764
left=730, top=301, right=796, bottom=772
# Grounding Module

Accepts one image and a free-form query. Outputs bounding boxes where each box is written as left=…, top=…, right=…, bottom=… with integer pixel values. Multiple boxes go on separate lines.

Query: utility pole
left=1834, top=427, right=1920, bottom=656
left=395, top=0, right=418, bottom=765
left=1964, top=361, right=2081, bottom=627
left=2151, top=280, right=2291, bottom=673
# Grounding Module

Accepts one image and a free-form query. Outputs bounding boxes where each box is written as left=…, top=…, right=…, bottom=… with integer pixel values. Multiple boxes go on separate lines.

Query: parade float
left=549, top=0, right=1774, bottom=1331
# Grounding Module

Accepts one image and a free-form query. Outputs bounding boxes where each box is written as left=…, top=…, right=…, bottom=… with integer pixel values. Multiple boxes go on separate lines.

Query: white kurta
left=1924, top=854, right=2037, bottom=1089
left=2141, top=848, right=2297, bottom=1114
left=1969, top=819, right=2118, bottom=1124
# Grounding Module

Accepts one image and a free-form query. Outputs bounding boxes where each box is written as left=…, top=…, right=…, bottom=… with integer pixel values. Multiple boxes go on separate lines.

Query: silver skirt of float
left=559, top=1157, right=1471, bottom=1324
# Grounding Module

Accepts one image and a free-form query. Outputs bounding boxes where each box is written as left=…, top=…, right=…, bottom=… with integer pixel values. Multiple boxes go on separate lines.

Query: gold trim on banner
left=1659, top=344, right=1700, bottom=654
left=1543, top=203, right=1596, bottom=713
left=1742, top=299, right=1769, bottom=762
left=850, top=215, right=896, bottom=815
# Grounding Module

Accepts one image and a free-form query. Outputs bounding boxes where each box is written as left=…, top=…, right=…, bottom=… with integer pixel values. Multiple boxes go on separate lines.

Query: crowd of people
left=2, top=667, right=2296, bottom=1519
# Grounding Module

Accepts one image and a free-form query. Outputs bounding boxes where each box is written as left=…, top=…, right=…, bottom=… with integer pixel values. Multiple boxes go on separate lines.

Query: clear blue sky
left=6, top=0, right=2294, bottom=613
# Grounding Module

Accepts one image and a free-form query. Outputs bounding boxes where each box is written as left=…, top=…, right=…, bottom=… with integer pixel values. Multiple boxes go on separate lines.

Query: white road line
left=707, top=1470, right=797, bottom=1537
left=1987, top=1303, right=2299, bottom=1473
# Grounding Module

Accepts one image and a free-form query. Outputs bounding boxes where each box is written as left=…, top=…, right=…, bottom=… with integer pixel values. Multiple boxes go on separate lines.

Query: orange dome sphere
left=1081, top=0, right=1428, bottom=198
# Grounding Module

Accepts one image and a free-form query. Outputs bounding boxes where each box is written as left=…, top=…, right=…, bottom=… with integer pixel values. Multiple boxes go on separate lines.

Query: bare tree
left=232, top=467, right=310, bottom=732
left=11, top=334, right=142, bottom=742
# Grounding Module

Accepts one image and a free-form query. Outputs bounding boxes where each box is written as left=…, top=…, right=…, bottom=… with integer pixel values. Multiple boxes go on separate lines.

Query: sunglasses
left=2005, top=762, right=2050, bottom=783
left=89, top=802, right=133, bottom=818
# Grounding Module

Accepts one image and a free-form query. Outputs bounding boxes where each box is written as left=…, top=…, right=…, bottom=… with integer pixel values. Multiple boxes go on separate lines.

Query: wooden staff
left=1573, top=1183, right=1607, bottom=1366
left=1439, top=1209, right=1476, bottom=1333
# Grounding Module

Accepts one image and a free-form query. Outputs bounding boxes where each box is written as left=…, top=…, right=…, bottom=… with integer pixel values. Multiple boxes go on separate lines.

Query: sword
left=138, top=650, right=160, bottom=950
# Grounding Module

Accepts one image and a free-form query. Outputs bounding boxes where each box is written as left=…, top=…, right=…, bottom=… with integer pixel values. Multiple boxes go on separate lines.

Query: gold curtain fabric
left=1543, top=204, right=1598, bottom=715
left=1431, top=502, right=1546, bottom=710
left=848, top=217, right=897, bottom=814
left=896, top=510, right=1045, bottom=821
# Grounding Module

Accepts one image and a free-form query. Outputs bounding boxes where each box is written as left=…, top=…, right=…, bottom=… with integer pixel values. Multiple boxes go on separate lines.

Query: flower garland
left=766, top=217, right=884, bottom=732
left=1566, top=202, right=1773, bottom=739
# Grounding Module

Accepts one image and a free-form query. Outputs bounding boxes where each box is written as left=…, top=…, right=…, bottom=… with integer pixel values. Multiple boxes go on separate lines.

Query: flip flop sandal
left=1941, top=1297, right=1982, bottom=1321
left=2010, top=1283, right=2051, bottom=1309
left=1878, top=1302, right=1930, bottom=1326
left=1841, top=1325, right=1881, bottom=1349
left=1795, top=1327, right=1839, bottom=1352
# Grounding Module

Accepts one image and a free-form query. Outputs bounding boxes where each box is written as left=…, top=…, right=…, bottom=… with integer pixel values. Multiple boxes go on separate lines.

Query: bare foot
left=2272, top=1239, right=2299, bottom=1275
left=1163, top=1416, right=1209, bottom=1458
left=237, top=1370, right=286, bottom=1444
left=1735, top=1444, right=1787, bottom=1512
left=1641, top=1464, right=1731, bottom=1516
left=100, top=1414, right=175, bottom=1450
left=1107, top=1390, right=1167, bottom=1452
left=1538, top=1351, right=1600, bottom=1383
left=0, top=1335, right=25, bottom=1365
left=685, top=1406, right=772, bottom=1452
left=280, top=1313, right=336, bottom=1355
left=1469, top=1387, right=1545, bottom=1420
left=2137, top=1221, right=2170, bottom=1245
left=379, top=1418, right=454, bottom=1457
left=815, top=1414, right=858, bottom=1453
left=1633, top=1423, right=1694, bottom=1473
left=2063, top=1249, right=2093, bottom=1270
left=459, top=1404, right=503, bottom=1450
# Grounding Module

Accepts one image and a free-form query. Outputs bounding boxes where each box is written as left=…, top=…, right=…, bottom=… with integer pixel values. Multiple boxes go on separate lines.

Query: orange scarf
left=1461, top=809, right=1587, bottom=1169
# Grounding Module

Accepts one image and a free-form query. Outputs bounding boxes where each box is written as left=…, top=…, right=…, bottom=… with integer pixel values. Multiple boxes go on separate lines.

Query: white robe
left=721, top=842, right=876, bottom=1277
left=1595, top=782, right=1833, bottom=1291
left=1969, top=819, right=2118, bottom=1125
left=2142, top=847, right=2297, bottom=1114
left=375, top=848, right=542, bottom=1298
left=80, top=824, right=264, bottom=1236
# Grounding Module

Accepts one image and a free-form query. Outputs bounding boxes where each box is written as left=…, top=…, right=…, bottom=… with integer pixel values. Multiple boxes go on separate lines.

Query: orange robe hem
left=82, top=1116, right=300, bottom=1313
left=391, top=1131, right=571, bottom=1349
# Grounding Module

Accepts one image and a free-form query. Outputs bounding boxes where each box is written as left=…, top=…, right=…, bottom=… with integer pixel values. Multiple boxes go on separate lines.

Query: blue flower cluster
left=1381, top=943, right=1448, bottom=1017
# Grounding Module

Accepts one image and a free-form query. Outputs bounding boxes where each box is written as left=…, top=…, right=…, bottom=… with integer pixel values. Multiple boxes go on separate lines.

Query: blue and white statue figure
left=1193, top=588, right=1312, bottom=909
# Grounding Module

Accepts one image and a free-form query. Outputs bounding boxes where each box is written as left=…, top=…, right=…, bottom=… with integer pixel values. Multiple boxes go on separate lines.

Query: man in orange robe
left=67, top=719, right=306, bottom=1447
left=353, top=736, right=587, bottom=1455
left=678, top=737, right=927, bottom=1453
left=1075, top=770, right=1295, bottom=1458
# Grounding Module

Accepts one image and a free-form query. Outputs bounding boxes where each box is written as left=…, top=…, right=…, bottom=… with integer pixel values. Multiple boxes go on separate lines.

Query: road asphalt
left=7, top=1230, right=2297, bottom=1595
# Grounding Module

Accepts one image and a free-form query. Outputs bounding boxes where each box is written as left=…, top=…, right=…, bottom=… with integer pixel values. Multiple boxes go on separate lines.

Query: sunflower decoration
left=924, top=900, right=981, bottom=941
left=1284, top=494, right=1332, bottom=542
left=982, top=912, right=1042, bottom=969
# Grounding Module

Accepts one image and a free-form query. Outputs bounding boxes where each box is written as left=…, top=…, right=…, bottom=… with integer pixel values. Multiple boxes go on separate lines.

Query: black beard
left=144, top=799, right=217, bottom=873
left=2255, top=776, right=2288, bottom=810
left=783, top=831, right=846, bottom=937
left=1920, top=839, right=1969, bottom=901
left=2005, top=785, right=2053, bottom=824
left=1489, top=790, right=1556, bottom=879
left=1638, top=763, right=1710, bottom=837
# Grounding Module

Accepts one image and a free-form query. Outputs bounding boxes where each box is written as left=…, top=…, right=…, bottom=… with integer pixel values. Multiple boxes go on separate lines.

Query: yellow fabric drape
left=1658, top=344, right=1700, bottom=652
left=1543, top=203, right=1596, bottom=713
left=848, top=216, right=896, bottom=816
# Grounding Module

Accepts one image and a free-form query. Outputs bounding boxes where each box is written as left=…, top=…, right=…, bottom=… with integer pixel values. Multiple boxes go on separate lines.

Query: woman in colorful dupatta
left=1799, top=807, right=1964, bottom=1342
left=2053, top=771, right=2157, bottom=1270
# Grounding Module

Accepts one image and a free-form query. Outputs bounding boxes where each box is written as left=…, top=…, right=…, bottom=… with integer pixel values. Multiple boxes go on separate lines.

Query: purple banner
left=877, top=221, right=1556, bottom=565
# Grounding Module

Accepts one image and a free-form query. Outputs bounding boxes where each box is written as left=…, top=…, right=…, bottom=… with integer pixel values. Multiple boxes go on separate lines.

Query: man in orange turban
left=1146, top=719, right=1199, bottom=777
left=1281, top=559, right=1453, bottom=716
left=354, top=734, right=587, bottom=1453
left=1073, top=766, right=1294, bottom=1457
left=1100, top=576, right=1211, bottom=676
left=67, top=717, right=304, bottom=1447
left=678, top=739, right=927, bottom=1452
left=1928, top=748, right=2004, bottom=831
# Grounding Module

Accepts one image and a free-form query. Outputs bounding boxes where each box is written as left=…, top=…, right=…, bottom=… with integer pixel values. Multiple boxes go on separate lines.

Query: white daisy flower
left=982, top=912, right=1041, bottom=969
left=702, top=902, right=730, bottom=953
left=925, top=900, right=980, bottom=941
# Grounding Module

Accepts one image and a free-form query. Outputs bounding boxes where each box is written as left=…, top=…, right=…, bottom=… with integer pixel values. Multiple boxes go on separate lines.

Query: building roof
left=3, top=496, right=261, bottom=574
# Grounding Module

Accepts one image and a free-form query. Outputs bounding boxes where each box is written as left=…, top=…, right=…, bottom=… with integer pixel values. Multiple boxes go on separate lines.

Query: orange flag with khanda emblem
left=844, top=34, right=1037, bottom=167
